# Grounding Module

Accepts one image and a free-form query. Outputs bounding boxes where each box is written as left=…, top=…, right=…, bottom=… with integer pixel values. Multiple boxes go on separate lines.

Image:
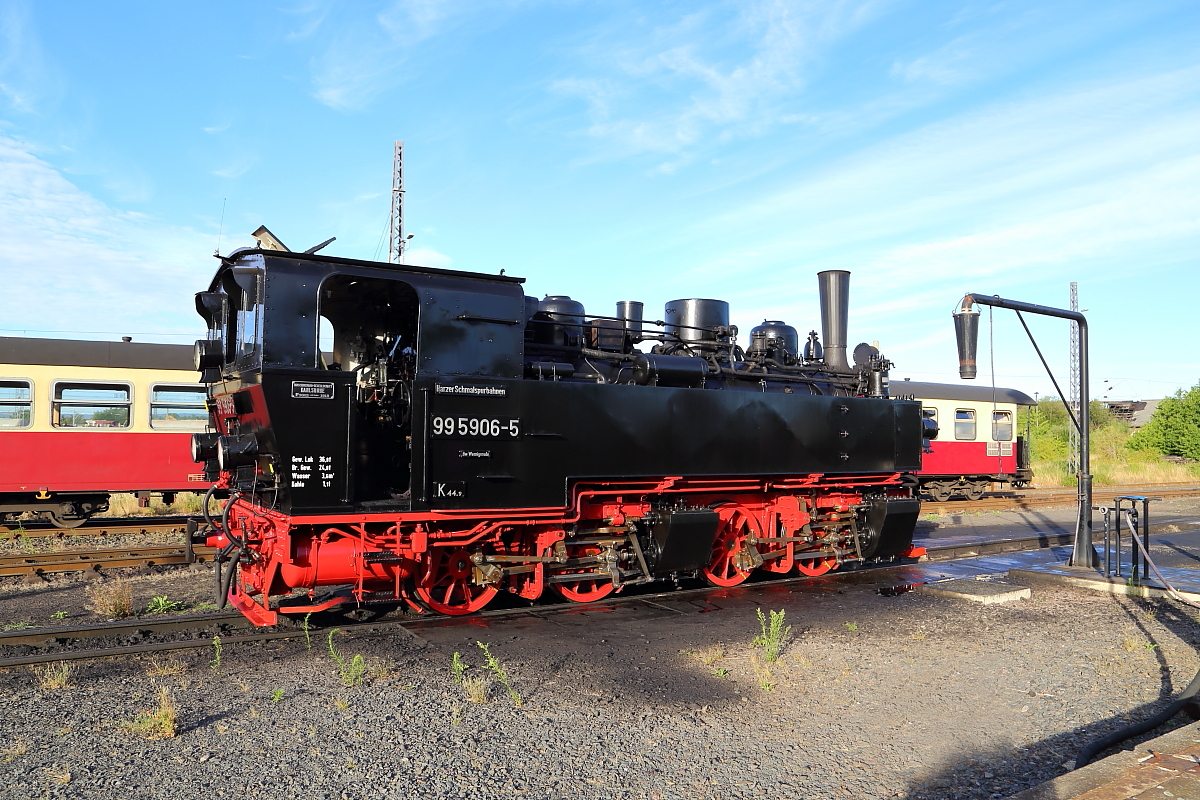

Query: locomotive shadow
left=899, top=591, right=1200, bottom=799
left=407, top=594, right=785, bottom=710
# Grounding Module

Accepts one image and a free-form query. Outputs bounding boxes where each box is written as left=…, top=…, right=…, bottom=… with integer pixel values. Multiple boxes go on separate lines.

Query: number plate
left=430, top=416, right=521, bottom=439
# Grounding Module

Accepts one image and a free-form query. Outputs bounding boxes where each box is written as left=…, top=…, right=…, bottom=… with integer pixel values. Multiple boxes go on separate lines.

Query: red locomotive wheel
left=414, top=546, right=499, bottom=615
left=702, top=505, right=760, bottom=588
left=795, top=555, right=837, bottom=577
left=552, top=542, right=615, bottom=603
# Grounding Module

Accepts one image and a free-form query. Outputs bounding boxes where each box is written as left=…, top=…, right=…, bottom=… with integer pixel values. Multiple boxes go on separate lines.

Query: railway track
left=0, top=544, right=217, bottom=577
left=923, top=483, right=1200, bottom=514
left=0, top=516, right=193, bottom=541
left=9, top=521, right=1190, bottom=668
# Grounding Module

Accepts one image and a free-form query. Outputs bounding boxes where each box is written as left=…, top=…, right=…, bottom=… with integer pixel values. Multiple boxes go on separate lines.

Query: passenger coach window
left=150, top=385, right=208, bottom=430
left=0, top=380, right=32, bottom=428
left=954, top=409, right=976, bottom=440
left=992, top=410, right=1013, bottom=441
left=922, top=407, right=937, bottom=422
left=52, top=383, right=131, bottom=428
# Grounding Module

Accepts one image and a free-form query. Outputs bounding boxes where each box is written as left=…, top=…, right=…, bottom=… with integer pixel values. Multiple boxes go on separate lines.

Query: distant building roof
left=1131, top=399, right=1162, bottom=428
left=1101, top=399, right=1163, bottom=428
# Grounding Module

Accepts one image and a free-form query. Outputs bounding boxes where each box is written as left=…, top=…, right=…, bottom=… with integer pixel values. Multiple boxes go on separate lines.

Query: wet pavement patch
left=917, top=578, right=1032, bottom=604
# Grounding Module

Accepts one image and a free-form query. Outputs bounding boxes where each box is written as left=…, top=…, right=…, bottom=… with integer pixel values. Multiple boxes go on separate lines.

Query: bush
left=1130, top=382, right=1200, bottom=460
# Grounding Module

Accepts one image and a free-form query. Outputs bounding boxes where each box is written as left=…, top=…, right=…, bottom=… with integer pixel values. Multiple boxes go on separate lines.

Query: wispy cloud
left=0, top=135, right=213, bottom=339
left=307, top=0, right=464, bottom=111
left=660, top=63, right=1200, bottom=393
left=0, top=0, right=59, bottom=113
left=211, top=155, right=258, bottom=178
left=550, top=0, right=886, bottom=162
left=403, top=245, right=451, bottom=267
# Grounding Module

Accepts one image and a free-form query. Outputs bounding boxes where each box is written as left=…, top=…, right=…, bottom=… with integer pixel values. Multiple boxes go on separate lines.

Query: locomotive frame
left=193, top=249, right=929, bottom=623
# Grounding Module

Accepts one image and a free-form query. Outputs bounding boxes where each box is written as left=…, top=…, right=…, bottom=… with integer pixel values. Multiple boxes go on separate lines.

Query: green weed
left=752, top=608, right=792, bottom=661
left=302, top=612, right=313, bottom=651
left=451, top=652, right=467, bottom=683
left=209, top=636, right=222, bottom=673
left=327, top=629, right=366, bottom=687
left=145, top=596, right=182, bottom=615
left=50, top=611, right=68, bottom=620
left=477, top=642, right=521, bottom=707
left=270, top=689, right=284, bottom=703
left=845, top=621, right=859, bottom=632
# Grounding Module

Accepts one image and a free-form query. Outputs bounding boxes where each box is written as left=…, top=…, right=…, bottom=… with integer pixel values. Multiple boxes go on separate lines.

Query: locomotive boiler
left=191, top=248, right=929, bottom=624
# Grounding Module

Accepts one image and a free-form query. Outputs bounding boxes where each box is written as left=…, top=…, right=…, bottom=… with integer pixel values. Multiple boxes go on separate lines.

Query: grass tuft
left=40, top=765, right=71, bottom=785
left=144, top=656, right=187, bottom=678
left=693, top=644, right=726, bottom=666
left=462, top=675, right=489, bottom=704
left=32, top=661, right=74, bottom=690
left=121, top=686, right=177, bottom=740
left=1, top=741, right=28, bottom=763
left=86, top=578, right=134, bottom=618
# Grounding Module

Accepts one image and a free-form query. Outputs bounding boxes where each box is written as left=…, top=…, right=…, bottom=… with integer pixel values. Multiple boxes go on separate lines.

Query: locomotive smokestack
left=817, top=270, right=851, bottom=372
left=953, top=296, right=980, bottom=379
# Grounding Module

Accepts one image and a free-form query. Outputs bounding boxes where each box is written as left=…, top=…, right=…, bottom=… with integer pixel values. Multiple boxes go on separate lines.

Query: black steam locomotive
left=192, top=248, right=927, bottom=623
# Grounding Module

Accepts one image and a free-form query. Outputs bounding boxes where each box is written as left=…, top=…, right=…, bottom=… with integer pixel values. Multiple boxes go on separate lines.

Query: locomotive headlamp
left=191, top=432, right=220, bottom=464
left=952, top=297, right=980, bottom=380
left=194, top=339, right=222, bottom=372
left=217, top=433, right=259, bottom=471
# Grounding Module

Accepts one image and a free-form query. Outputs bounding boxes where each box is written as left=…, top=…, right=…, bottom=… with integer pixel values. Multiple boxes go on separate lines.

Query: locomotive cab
left=194, top=248, right=525, bottom=514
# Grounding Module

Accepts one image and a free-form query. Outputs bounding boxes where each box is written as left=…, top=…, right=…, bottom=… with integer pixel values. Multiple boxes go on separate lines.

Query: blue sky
left=1, top=0, right=1197, bottom=401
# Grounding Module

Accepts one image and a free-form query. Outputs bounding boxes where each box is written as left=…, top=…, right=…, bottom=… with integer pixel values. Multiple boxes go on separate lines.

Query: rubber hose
left=220, top=494, right=244, bottom=548
left=212, top=542, right=236, bottom=606
left=1075, top=665, right=1200, bottom=769
left=201, top=484, right=218, bottom=529
left=216, top=546, right=242, bottom=611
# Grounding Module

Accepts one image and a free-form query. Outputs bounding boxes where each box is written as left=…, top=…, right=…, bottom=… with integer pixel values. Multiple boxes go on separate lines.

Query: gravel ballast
left=4, top=569, right=1200, bottom=800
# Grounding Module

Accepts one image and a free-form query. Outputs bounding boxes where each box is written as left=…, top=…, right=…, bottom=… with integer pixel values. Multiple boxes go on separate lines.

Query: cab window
left=954, top=409, right=976, bottom=440
left=992, top=410, right=1013, bottom=441
left=150, top=385, right=209, bottom=430
left=53, top=382, right=131, bottom=428
left=0, top=380, right=32, bottom=428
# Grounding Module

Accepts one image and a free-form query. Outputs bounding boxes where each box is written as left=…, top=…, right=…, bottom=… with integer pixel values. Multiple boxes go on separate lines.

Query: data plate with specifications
left=431, top=416, right=521, bottom=438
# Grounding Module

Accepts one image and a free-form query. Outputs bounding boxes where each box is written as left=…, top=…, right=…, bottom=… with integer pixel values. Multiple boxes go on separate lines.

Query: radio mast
left=388, top=141, right=406, bottom=264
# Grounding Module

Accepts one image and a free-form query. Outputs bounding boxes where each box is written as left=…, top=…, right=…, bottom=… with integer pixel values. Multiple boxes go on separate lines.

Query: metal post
left=1141, top=497, right=1151, bottom=582
left=955, top=293, right=1096, bottom=568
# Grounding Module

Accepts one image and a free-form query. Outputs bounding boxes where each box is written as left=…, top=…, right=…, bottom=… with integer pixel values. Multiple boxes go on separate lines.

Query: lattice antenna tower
left=388, top=140, right=406, bottom=264
left=1068, top=282, right=1081, bottom=476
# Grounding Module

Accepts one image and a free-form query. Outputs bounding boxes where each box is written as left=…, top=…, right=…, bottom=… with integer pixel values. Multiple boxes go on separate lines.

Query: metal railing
left=1095, top=495, right=1160, bottom=581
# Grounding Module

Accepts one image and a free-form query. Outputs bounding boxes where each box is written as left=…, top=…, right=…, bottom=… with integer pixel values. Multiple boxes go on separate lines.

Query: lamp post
left=952, top=293, right=1097, bottom=569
